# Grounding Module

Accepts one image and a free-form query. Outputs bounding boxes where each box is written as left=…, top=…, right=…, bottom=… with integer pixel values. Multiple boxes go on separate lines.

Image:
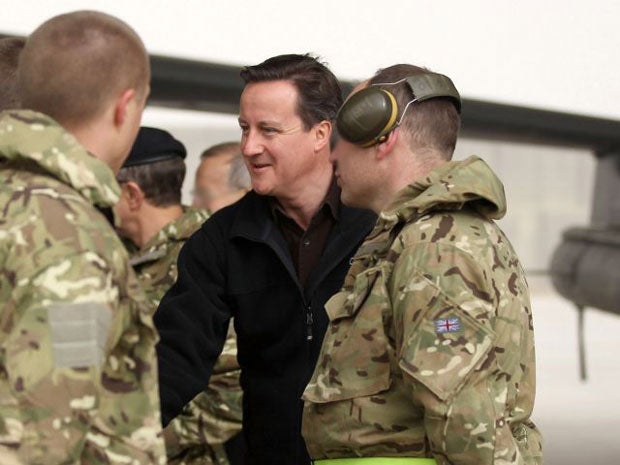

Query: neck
left=276, top=161, right=333, bottom=230
left=135, top=203, right=184, bottom=248
left=374, top=147, right=446, bottom=213
left=68, top=119, right=117, bottom=170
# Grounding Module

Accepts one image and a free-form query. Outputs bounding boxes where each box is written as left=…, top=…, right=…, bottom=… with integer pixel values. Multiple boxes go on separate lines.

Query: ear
left=313, top=120, right=332, bottom=152
left=375, top=127, right=399, bottom=160
left=123, top=181, right=145, bottom=210
left=114, top=88, right=137, bottom=128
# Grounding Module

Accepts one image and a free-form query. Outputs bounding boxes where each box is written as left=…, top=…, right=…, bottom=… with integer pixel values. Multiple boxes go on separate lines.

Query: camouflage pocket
left=398, top=278, right=494, bottom=402
left=303, top=266, right=392, bottom=403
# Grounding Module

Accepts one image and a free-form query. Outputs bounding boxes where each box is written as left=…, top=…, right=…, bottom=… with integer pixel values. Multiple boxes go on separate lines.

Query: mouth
left=250, top=162, right=271, bottom=171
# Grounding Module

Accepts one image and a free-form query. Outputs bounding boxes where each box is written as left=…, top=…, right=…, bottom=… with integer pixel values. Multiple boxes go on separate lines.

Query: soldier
left=0, top=37, right=25, bottom=111
left=0, top=11, right=166, bottom=465
left=114, top=126, right=243, bottom=465
left=154, top=54, right=376, bottom=465
left=192, top=142, right=250, bottom=213
left=302, top=64, right=544, bottom=465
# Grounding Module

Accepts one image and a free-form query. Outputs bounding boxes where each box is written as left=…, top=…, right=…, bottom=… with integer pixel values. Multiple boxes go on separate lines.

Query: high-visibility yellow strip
left=314, top=457, right=437, bottom=465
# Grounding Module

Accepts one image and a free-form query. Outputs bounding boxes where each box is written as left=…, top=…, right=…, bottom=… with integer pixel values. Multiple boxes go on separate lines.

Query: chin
left=341, top=191, right=366, bottom=209
left=251, top=182, right=273, bottom=197
left=339, top=191, right=356, bottom=207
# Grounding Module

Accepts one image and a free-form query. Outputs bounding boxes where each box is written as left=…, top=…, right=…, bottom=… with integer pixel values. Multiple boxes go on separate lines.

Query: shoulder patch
left=47, top=302, right=112, bottom=368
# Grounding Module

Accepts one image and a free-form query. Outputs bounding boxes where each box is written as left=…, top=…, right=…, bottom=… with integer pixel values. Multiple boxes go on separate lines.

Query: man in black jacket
left=154, top=54, right=376, bottom=465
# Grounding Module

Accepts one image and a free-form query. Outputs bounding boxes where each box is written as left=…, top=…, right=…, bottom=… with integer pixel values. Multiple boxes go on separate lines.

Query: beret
left=123, top=126, right=186, bottom=167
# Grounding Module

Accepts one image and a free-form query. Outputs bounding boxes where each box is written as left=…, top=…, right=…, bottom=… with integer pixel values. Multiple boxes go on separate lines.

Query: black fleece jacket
left=154, top=190, right=376, bottom=465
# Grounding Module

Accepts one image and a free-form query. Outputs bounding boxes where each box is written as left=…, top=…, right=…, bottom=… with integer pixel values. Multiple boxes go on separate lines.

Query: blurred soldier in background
left=192, top=141, right=250, bottom=213
left=0, top=36, right=25, bottom=110
left=115, top=126, right=243, bottom=465
left=0, top=10, right=166, bottom=464
left=302, top=64, right=543, bottom=465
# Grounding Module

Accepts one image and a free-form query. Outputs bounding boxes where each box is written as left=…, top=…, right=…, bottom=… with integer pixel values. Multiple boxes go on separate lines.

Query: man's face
left=238, top=80, right=319, bottom=200
left=329, top=137, right=376, bottom=209
left=193, top=154, right=242, bottom=212
left=329, top=81, right=378, bottom=209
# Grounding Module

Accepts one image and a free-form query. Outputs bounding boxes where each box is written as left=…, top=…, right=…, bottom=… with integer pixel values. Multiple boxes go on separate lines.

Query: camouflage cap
left=123, top=126, right=186, bottom=167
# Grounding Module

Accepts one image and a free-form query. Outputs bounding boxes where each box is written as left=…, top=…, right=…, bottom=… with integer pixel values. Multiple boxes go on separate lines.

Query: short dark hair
left=369, top=64, right=461, bottom=159
left=240, top=53, right=342, bottom=130
left=117, top=157, right=185, bottom=207
left=19, top=10, right=149, bottom=127
left=0, top=37, right=25, bottom=111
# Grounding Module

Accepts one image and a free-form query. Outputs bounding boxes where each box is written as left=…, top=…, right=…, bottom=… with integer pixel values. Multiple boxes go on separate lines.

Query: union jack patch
left=434, top=317, right=461, bottom=334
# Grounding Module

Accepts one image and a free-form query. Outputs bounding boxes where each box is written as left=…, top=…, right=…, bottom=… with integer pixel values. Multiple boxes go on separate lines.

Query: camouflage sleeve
left=391, top=243, right=497, bottom=465
left=163, top=321, right=243, bottom=465
left=2, top=247, right=165, bottom=464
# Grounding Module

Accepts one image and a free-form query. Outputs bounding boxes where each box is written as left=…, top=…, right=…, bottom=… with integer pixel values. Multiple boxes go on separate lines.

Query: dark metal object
left=149, top=55, right=245, bottom=114
left=550, top=153, right=620, bottom=317
left=577, top=306, right=587, bottom=382
left=550, top=153, right=620, bottom=380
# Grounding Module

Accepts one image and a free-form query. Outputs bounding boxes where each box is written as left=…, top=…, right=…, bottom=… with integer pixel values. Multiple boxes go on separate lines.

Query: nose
left=241, top=129, right=263, bottom=158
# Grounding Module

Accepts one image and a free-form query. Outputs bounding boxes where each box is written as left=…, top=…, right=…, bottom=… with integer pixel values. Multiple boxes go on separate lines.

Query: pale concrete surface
left=529, top=275, right=620, bottom=465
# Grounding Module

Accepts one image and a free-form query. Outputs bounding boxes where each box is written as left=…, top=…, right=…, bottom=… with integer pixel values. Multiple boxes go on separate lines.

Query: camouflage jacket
left=127, top=207, right=210, bottom=309
left=126, top=208, right=243, bottom=465
left=302, top=156, right=543, bottom=465
left=0, top=110, right=166, bottom=464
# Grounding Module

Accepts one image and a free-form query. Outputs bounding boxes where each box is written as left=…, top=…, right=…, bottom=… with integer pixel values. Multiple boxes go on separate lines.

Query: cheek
left=340, top=156, right=356, bottom=177
left=114, top=195, right=130, bottom=219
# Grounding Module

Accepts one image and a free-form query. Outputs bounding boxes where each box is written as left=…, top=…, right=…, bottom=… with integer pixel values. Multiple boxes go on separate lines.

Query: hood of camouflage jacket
left=382, top=155, right=507, bottom=224
left=0, top=110, right=121, bottom=208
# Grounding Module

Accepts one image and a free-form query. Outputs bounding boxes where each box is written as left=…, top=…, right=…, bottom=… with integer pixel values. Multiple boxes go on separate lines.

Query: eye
left=239, top=123, right=249, bottom=134
left=262, top=127, right=278, bottom=135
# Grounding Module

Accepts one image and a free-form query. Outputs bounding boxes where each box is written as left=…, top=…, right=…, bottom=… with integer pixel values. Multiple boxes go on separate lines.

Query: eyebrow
left=238, top=118, right=282, bottom=127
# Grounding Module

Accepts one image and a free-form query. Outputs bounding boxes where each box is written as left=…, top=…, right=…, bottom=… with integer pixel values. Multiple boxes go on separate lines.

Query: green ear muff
left=336, top=72, right=461, bottom=147
left=336, top=88, right=398, bottom=148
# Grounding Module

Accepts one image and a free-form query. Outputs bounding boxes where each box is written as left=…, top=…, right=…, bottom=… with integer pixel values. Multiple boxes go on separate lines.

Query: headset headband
left=336, top=72, right=461, bottom=147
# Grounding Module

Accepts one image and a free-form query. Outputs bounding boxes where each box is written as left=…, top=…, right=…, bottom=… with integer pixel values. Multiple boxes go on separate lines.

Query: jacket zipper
left=305, top=305, right=313, bottom=341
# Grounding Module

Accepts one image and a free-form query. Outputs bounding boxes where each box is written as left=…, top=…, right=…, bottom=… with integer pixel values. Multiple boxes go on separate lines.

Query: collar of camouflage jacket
left=0, top=110, right=121, bottom=208
left=139, top=206, right=209, bottom=255
left=378, top=155, right=507, bottom=231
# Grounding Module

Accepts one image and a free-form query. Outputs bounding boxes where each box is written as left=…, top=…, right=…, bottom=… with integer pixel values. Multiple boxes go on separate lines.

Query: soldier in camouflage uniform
left=114, top=127, right=243, bottom=465
left=0, top=11, right=166, bottom=465
left=302, top=64, right=543, bottom=465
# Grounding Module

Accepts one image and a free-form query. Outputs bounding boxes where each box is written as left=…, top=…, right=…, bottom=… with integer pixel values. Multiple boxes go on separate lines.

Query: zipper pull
left=306, top=309, right=313, bottom=341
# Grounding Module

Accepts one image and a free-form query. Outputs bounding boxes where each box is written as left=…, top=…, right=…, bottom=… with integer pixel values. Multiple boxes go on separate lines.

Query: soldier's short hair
left=117, top=157, right=186, bottom=208
left=369, top=64, right=461, bottom=160
left=19, top=10, right=149, bottom=127
left=0, top=37, right=25, bottom=111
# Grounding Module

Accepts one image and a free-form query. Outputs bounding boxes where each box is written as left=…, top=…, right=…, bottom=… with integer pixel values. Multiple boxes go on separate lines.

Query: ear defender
left=336, top=87, right=399, bottom=148
left=336, top=72, right=461, bottom=147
